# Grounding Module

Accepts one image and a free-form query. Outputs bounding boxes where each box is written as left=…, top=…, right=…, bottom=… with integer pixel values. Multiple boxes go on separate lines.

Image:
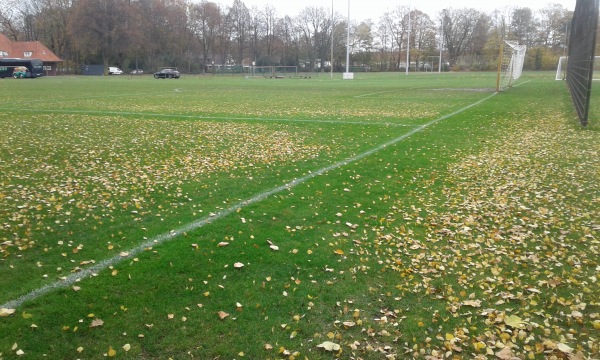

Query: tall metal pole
left=331, top=0, right=334, bottom=78
left=346, top=0, right=350, bottom=74
left=438, top=17, right=443, bottom=73
left=405, top=5, right=411, bottom=75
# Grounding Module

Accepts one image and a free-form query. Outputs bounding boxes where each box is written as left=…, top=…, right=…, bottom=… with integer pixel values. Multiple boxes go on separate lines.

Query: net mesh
left=499, top=41, right=527, bottom=91
left=565, top=0, right=599, bottom=126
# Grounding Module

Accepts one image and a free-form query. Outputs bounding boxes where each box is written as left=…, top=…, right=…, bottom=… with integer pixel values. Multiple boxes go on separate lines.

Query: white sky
left=211, top=0, right=575, bottom=21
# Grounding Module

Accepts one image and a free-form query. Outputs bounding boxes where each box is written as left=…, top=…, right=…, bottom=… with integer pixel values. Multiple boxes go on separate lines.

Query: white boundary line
left=1, top=92, right=497, bottom=310
left=0, top=108, right=416, bottom=127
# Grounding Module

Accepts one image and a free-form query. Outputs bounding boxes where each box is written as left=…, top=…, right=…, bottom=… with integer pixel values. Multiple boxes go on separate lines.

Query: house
left=0, top=33, right=63, bottom=76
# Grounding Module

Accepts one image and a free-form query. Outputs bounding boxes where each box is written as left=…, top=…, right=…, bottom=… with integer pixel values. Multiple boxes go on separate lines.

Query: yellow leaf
left=317, top=341, right=341, bottom=351
left=504, top=315, right=525, bottom=328
left=22, top=312, right=33, bottom=319
left=122, top=344, right=131, bottom=352
left=334, top=249, right=344, bottom=255
left=107, top=346, right=116, bottom=357
left=0, top=308, right=16, bottom=317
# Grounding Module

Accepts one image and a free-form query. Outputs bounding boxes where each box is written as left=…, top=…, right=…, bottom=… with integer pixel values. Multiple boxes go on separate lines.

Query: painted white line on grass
left=354, top=87, right=425, bottom=98
left=0, top=108, right=416, bottom=127
left=512, top=80, right=531, bottom=88
left=0, top=92, right=497, bottom=311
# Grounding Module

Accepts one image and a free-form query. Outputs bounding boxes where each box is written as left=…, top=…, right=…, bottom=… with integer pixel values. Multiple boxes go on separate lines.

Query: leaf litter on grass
left=0, top=115, right=331, bottom=263
left=324, top=114, right=599, bottom=359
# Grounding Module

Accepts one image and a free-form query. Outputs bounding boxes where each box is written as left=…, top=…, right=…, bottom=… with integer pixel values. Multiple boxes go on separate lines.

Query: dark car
left=154, top=68, right=180, bottom=79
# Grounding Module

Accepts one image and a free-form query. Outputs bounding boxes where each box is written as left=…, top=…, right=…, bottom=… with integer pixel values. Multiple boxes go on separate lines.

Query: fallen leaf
left=107, top=346, right=116, bottom=357
left=0, top=308, right=16, bottom=317
left=234, top=262, right=244, bottom=268
left=462, top=300, right=482, bottom=307
left=504, top=315, right=525, bottom=329
left=90, top=318, right=104, bottom=328
left=122, top=344, right=131, bottom=352
left=557, top=343, right=574, bottom=353
left=317, top=341, right=341, bottom=351
left=218, top=311, right=229, bottom=320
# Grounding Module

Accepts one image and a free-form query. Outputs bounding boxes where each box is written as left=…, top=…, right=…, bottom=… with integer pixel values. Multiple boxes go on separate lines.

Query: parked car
left=130, top=69, right=144, bottom=75
left=154, top=68, right=180, bottom=79
left=12, top=66, right=31, bottom=78
left=107, top=67, right=123, bottom=75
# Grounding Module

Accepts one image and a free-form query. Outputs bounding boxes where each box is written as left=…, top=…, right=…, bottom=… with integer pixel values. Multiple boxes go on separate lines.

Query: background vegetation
left=0, top=0, right=579, bottom=74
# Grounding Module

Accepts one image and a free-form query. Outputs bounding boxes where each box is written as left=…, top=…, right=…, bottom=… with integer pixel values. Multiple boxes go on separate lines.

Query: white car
left=107, top=67, right=123, bottom=75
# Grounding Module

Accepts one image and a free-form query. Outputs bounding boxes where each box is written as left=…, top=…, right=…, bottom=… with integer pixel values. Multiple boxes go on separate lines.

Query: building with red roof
left=0, top=33, right=63, bottom=76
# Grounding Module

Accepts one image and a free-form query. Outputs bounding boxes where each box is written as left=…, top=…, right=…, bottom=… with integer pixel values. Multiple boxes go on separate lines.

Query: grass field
left=0, top=72, right=598, bottom=359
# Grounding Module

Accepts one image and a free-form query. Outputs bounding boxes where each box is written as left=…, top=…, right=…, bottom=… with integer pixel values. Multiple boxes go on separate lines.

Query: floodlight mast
left=343, top=0, right=353, bottom=79
left=439, top=17, right=443, bottom=73
left=346, top=0, right=350, bottom=73
left=331, top=0, right=334, bottom=79
left=406, top=4, right=411, bottom=75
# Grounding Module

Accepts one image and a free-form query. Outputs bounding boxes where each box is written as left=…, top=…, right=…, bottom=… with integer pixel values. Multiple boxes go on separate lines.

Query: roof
left=0, top=33, right=63, bottom=62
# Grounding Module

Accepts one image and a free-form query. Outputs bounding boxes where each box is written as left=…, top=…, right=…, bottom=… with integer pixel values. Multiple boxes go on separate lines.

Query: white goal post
left=497, top=41, right=527, bottom=91
left=556, top=56, right=600, bottom=80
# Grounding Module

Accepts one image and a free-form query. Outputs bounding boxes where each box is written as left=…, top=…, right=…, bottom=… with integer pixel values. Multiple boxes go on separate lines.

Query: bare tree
left=353, top=20, right=374, bottom=67
left=0, top=0, right=25, bottom=40
left=275, top=15, right=299, bottom=66
left=296, top=6, right=332, bottom=71
left=31, top=0, right=74, bottom=58
left=409, top=10, right=436, bottom=70
left=537, top=4, right=571, bottom=49
left=510, top=7, right=536, bottom=46
left=441, top=8, right=490, bottom=64
left=133, top=0, right=189, bottom=70
left=189, top=1, right=222, bottom=70
left=228, top=0, right=250, bottom=64
left=68, top=0, right=133, bottom=67
left=381, top=6, right=410, bottom=69
left=260, top=5, right=277, bottom=65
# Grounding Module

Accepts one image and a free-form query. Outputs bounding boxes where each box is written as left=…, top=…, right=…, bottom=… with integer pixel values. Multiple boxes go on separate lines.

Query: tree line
left=0, top=0, right=574, bottom=74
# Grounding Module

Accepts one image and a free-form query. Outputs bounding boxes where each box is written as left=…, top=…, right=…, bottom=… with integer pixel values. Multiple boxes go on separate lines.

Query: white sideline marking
left=0, top=108, right=415, bottom=127
left=0, top=92, right=497, bottom=310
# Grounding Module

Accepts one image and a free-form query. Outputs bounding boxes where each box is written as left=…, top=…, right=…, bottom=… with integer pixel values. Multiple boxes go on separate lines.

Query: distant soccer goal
left=497, top=41, right=527, bottom=91
left=556, top=56, right=600, bottom=81
left=246, top=66, right=298, bottom=79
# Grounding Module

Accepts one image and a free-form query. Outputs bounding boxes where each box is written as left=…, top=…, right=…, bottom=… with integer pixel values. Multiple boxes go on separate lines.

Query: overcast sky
left=209, top=0, right=575, bottom=21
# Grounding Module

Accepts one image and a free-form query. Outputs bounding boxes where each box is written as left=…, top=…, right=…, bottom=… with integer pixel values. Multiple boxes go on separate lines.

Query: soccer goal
left=246, top=66, right=298, bottom=79
left=556, top=56, right=600, bottom=81
left=497, top=41, right=527, bottom=91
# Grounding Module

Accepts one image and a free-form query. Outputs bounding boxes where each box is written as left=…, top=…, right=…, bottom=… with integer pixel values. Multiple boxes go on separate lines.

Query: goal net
left=556, top=56, right=600, bottom=80
left=245, top=66, right=298, bottom=78
left=497, top=41, right=527, bottom=91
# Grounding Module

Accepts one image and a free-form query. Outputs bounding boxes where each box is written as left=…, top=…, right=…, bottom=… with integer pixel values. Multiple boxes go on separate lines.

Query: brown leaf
left=90, top=318, right=104, bottom=328
left=217, top=311, right=229, bottom=320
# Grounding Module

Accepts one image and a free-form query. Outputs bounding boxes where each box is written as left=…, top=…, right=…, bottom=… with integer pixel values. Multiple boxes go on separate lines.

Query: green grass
left=0, top=72, right=598, bottom=359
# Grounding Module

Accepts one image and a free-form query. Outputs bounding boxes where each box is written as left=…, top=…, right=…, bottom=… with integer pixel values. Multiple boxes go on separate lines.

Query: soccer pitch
left=1, top=73, right=598, bottom=359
